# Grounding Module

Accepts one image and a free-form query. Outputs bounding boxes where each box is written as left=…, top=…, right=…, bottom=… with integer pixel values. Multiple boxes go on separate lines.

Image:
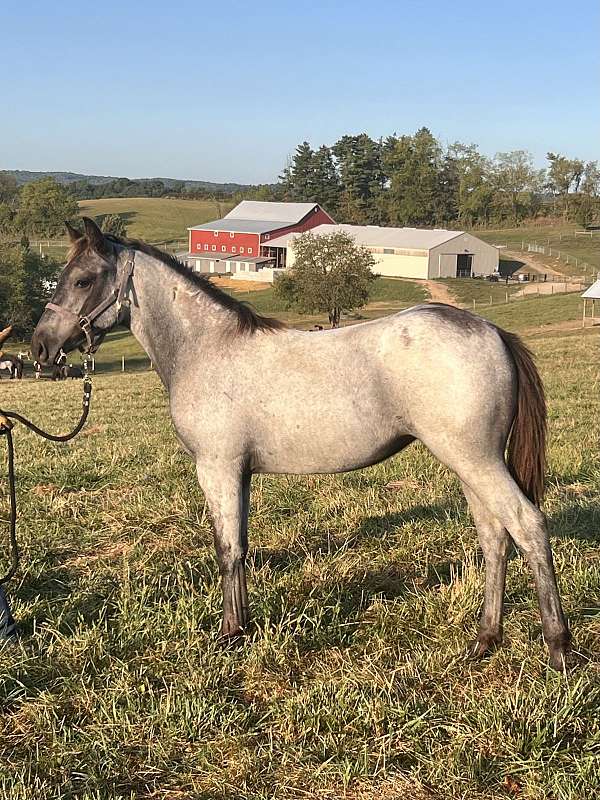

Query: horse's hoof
left=547, top=634, right=572, bottom=672
left=469, top=632, right=502, bottom=660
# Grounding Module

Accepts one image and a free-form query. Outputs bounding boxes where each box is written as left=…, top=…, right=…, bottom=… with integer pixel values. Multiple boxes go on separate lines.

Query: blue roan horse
left=31, top=218, right=571, bottom=669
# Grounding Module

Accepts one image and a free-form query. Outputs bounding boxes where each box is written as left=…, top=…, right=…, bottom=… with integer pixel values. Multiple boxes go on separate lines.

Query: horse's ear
left=82, top=217, right=109, bottom=255
left=65, top=220, right=83, bottom=243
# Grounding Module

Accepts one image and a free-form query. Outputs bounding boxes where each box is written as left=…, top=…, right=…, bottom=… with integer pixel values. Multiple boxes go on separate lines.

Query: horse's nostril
left=32, top=335, right=48, bottom=364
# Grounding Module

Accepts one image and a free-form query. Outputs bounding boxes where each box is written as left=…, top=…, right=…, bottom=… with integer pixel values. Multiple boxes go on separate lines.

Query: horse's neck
left=126, top=252, right=229, bottom=389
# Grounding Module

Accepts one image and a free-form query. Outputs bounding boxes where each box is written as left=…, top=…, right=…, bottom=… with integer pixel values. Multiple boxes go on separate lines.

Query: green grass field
left=1, top=314, right=598, bottom=798
left=439, top=278, right=522, bottom=306
left=0, top=266, right=593, bottom=798
left=222, top=278, right=429, bottom=330
left=77, top=197, right=235, bottom=243
left=477, top=225, right=600, bottom=280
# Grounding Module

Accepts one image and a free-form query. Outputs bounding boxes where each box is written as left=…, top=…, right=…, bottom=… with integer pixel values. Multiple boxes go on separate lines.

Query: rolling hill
left=1, top=168, right=251, bottom=194
left=77, top=197, right=235, bottom=242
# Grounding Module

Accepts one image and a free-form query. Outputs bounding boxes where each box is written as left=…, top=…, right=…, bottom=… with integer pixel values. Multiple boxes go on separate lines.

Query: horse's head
left=31, top=218, right=125, bottom=364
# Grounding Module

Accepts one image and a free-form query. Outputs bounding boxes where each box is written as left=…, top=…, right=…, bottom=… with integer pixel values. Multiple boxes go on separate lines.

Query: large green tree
left=275, top=231, right=376, bottom=327
left=15, top=177, right=78, bottom=238
left=493, top=151, right=543, bottom=224
left=0, top=173, right=18, bottom=205
left=382, top=128, right=443, bottom=226
left=0, top=242, right=59, bottom=336
left=100, top=213, right=128, bottom=237
left=546, top=153, right=586, bottom=217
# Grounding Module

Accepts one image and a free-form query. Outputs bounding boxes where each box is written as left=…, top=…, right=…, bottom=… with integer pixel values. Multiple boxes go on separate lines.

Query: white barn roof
left=189, top=218, right=289, bottom=234
left=266, top=223, right=465, bottom=251
left=582, top=278, right=600, bottom=299
left=188, top=200, right=322, bottom=233
left=225, top=200, right=318, bottom=223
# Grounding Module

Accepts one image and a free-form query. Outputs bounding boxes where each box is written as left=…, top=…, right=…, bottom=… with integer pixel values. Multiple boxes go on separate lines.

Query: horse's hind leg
left=461, top=466, right=570, bottom=669
left=462, top=484, right=512, bottom=658
left=196, top=461, right=251, bottom=639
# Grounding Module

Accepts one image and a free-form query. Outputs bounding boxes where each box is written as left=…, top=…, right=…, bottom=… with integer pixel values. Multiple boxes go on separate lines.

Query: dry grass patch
left=0, top=329, right=598, bottom=799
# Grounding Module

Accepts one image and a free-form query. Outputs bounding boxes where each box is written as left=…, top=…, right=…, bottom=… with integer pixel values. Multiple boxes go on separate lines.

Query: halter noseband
left=45, top=251, right=135, bottom=355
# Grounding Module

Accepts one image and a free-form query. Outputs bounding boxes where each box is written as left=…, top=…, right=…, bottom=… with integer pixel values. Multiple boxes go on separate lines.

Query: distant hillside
left=1, top=169, right=251, bottom=194
left=77, top=197, right=236, bottom=242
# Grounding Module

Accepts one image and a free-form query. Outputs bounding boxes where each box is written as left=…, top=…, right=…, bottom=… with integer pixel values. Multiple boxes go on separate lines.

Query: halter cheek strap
left=45, top=251, right=135, bottom=355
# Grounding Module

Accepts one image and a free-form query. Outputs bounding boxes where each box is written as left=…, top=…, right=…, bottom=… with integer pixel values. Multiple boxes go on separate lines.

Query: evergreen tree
left=383, top=128, right=442, bottom=226
left=332, top=134, right=384, bottom=223
left=312, top=145, right=341, bottom=215
left=280, top=141, right=317, bottom=200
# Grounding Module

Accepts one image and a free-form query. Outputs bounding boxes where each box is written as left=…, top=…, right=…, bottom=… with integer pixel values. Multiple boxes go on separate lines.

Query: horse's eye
left=75, top=278, right=93, bottom=289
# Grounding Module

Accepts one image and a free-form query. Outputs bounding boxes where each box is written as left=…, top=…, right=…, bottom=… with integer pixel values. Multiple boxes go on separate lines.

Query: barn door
left=456, top=254, right=473, bottom=278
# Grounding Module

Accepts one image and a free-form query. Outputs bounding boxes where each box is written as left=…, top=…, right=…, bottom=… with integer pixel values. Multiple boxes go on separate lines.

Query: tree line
left=276, top=129, right=600, bottom=228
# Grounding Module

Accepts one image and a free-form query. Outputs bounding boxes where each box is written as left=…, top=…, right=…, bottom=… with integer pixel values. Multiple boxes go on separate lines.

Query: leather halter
left=45, top=251, right=135, bottom=355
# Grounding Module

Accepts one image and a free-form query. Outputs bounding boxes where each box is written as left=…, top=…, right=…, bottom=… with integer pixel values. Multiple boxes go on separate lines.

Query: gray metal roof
left=188, top=218, right=293, bottom=233
left=266, top=224, right=465, bottom=251
left=582, top=278, right=600, bottom=299
left=225, top=200, right=318, bottom=223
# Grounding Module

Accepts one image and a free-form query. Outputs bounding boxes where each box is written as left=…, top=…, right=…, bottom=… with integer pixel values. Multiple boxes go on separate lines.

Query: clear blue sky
left=1, top=0, right=598, bottom=184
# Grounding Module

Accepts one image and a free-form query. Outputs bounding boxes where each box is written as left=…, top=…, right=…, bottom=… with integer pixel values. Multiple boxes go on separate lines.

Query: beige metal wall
left=370, top=252, right=429, bottom=279
left=428, top=233, right=499, bottom=278
left=285, top=245, right=429, bottom=279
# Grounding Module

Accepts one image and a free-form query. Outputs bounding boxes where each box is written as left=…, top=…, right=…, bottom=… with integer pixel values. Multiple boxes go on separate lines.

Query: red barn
left=186, top=201, right=335, bottom=280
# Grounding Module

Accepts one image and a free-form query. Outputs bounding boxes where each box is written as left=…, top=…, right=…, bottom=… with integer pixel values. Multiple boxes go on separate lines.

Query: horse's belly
left=253, top=426, right=414, bottom=475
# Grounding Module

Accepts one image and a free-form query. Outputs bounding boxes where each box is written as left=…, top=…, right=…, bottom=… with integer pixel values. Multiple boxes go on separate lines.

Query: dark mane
left=71, top=233, right=285, bottom=336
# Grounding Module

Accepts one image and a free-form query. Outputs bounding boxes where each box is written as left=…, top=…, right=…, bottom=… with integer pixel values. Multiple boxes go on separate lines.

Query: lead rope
left=0, top=377, right=93, bottom=638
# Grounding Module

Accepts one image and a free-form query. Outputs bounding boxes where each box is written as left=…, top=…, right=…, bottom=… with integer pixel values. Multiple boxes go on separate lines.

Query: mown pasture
left=478, top=225, right=600, bottom=280
left=0, top=292, right=598, bottom=799
left=77, top=197, right=236, bottom=243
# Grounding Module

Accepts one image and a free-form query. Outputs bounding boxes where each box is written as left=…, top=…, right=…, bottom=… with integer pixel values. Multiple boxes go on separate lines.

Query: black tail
left=497, top=328, right=547, bottom=506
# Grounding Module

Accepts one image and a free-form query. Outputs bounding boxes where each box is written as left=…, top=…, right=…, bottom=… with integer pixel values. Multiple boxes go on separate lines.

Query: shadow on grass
left=251, top=502, right=456, bottom=574
left=548, top=499, right=600, bottom=544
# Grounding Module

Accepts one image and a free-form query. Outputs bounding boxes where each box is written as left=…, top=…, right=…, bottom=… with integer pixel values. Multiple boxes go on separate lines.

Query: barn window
left=232, top=246, right=237, bottom=253
left=204, top=244, right=209, bottom=251
left=214, top=231, right=218, bottom=237
left=197, top=244, right=201, bottom=251
left=230, top=232, right=234, bottom=238
left=240, top=247, right=245, bottom=254
left=383, top=248, right=394, bottom=254
left=248, top=248, right=253, bottom=254
left=221, top=246, right=226, bottom=252
left=264, top=233, right=270, bottom=240
left=212, top=245, right=216, bottom=251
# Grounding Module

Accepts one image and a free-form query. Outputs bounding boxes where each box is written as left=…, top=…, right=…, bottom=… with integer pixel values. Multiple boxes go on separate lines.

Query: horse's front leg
left=196, top=460, right=251, bottom=639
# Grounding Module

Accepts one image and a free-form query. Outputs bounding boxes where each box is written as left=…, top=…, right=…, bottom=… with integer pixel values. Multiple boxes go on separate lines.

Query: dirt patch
left=424, top=280, right=460, bottom=306
left=515, top=281, right=585, bottom=297
left=81, top=424, right=105, bottom=436
left=504, top=248, right=568, bottom=279
left=64, top=541, right=133, bottom=570
left=210, top=276, right=270, bottom=293
left=521, top=320, right=584, bottom=336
